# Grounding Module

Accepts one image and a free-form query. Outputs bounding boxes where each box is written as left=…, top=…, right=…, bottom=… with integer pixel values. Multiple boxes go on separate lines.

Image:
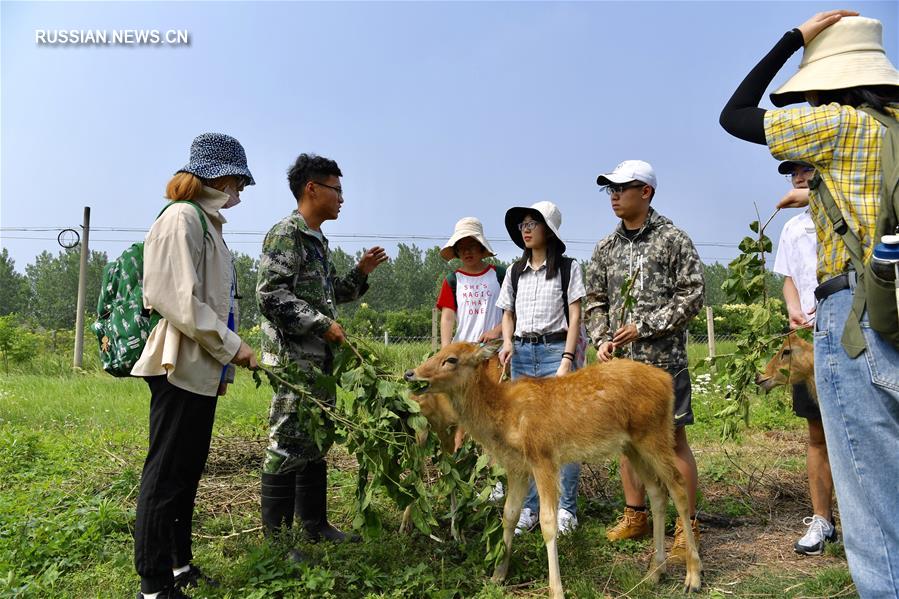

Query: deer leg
left=399, top=504, right=413, bottom=534
left=645, top=478, right=669, bottom=583
left=624, top=446, right=667, bottom=584
left=534, top=464, right=564, bottom=599
left=493, top=470, right=529, bottom=583
left=449, top=491, right=460, bottom=542
left=662, top=458, right=702, bottom=592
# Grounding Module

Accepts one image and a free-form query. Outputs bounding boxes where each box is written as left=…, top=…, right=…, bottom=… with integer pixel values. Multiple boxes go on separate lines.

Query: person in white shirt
left=436, top=217, right=505, bottom=346
left=773, top=160, right=837, bottom=556
left=496, top=201, right=586, bottom=536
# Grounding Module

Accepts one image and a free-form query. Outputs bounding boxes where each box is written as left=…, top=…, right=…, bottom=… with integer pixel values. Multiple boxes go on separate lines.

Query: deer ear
left=474, top=339, right=502, bottom=361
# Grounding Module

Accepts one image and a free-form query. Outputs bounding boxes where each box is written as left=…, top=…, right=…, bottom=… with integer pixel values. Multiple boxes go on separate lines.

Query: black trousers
left=134, top=375, right=217, bottom=593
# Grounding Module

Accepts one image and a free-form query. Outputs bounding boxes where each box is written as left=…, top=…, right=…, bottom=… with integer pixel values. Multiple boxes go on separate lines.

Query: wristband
left=562, top=352, right=575, bottom=361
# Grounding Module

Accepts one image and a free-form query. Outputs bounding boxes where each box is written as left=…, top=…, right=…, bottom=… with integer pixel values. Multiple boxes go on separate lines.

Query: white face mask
left=222, top=186, right=241, bottom=209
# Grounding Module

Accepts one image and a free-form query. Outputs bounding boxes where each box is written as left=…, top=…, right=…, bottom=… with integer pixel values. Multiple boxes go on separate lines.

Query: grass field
left=0, top=342, right=856, bottom=598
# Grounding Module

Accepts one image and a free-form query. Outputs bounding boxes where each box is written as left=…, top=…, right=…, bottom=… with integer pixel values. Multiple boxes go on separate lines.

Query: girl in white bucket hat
left=720, top=11, right=899, bottom=596
left=495, top=201, right=586, bottom=536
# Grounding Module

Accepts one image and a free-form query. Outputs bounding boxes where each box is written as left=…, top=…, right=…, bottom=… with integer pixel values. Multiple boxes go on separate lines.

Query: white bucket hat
left=440, top=217, right=496, bottom=261
left=596, top=160, right=657, bottom=189
left=771, top=16, right=899, bottom=107
left=504, top=201, right=566, bottom=253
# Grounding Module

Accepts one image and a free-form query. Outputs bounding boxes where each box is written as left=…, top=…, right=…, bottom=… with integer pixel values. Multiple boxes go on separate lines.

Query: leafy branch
left=253, top=341, right=505, bottom=566
left=701, top=207, right=783, bottom=438
left=612, top=265, right=640, bottom=359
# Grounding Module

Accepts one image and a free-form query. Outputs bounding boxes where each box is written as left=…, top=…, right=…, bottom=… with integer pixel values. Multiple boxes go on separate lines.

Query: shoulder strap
left=494, top=264, right=506, bottom=286
left=808, top=175, right=866, bottom=272
left=560, top=256, right=573, bottom=325
left=157, top=200, right=210, bottom=238
left=447, top=271, right=457, bottom=296
left=509, top=260, right=526, bottom=299
left=860, top=106, right=899, bottom=238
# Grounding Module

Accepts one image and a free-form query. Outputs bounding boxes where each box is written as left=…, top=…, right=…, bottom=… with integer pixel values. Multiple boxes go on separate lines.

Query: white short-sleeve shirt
left=773, top=211, right=818, bottom=320
left=495, top=258, right=585, bottom=336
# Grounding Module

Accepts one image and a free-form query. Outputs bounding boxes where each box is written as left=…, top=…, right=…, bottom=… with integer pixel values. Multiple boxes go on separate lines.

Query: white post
left=706, top=305, right=716, bottom=359
left=73, top=206, right=91, bottom=369
left=384, top=330, right=389, bottom=346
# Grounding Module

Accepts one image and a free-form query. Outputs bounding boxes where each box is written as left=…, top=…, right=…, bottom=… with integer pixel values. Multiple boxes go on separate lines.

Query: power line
left=1, top=226, right=741, bottom=248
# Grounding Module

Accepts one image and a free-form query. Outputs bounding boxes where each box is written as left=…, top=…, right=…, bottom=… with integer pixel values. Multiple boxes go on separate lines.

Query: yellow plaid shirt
left=765, top=103, right=899, bottom=281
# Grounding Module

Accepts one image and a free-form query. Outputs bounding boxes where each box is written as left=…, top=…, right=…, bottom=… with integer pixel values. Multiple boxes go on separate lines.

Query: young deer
left=405, top=342, right=701, bottom=598
left=755, top=333, right=816, bottom=401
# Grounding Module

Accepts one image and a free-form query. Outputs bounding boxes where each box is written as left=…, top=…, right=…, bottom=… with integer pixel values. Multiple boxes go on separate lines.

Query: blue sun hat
left=176, top=132, right=256, bottom=185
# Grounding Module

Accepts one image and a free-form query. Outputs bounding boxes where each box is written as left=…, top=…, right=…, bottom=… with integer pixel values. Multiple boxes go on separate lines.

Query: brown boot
left=670, top=516, right=700, bottom=564
left=605, top=507, right=650, bottom=541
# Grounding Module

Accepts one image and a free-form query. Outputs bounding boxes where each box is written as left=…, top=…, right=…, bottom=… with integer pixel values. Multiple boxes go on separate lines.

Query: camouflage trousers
left=262, top=381, right=336, bottom=475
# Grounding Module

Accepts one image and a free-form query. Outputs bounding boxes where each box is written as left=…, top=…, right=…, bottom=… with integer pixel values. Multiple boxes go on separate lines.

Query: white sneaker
left=795, top=514, right=836, bottom=556
left=514, top=507, right=538, bottom=535
left=557, top=508, right=578, bottom=535
left=488, top=481, right=505, bottom=503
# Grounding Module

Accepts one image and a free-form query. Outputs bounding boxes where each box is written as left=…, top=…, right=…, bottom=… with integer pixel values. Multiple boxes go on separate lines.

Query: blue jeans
left=815, top=286, right=899, bottom=598
left=511, top=339, right=581, bottom=516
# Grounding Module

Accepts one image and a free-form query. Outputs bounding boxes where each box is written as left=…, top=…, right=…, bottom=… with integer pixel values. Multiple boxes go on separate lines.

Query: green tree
left=232, top=252, right=259, bottom=330
left=702, top=262, right=729, bottom=306
left=0, top=314, right=40, bottom=372
left=0, top=249, right=28, bottom=316
left=24, top=248, right=108, bottom=330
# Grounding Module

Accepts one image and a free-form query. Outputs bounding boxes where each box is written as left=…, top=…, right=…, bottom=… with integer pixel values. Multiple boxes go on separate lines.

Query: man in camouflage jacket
left=584, top=160, right=704, bottom=559
left=256, top=153, right=386, bottom=554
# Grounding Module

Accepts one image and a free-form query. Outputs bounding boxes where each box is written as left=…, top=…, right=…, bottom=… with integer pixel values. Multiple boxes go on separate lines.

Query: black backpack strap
left=446, top=271, right=457, bottom=297
left=494, top=264, right=507, bottom=286
left=560, top=256, right=573, bottom=325
left=509, top=260, right=525, bottom=305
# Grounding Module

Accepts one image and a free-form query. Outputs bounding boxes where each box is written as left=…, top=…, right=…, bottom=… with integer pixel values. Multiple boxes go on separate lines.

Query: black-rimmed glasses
left=603, top=182, right=645, bottom=195
left=314, top=181, right=343, bottom=197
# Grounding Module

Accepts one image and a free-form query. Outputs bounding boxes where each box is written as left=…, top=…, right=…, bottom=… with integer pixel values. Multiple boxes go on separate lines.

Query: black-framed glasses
left=517, top=220, right=540, bottom=232
left=784, top=167, right=815, bottom=180
left=603, top=181, right=645, bottom=195
left=313, top=181, right=343, bottom=197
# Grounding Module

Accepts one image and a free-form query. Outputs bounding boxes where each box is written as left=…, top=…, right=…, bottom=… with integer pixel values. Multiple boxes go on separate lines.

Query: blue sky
left=2, top=1, right=897, bottom=270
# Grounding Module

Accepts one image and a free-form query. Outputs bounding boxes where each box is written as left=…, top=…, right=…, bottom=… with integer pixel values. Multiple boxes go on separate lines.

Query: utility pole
left=73, top=206, right=91, bottom=368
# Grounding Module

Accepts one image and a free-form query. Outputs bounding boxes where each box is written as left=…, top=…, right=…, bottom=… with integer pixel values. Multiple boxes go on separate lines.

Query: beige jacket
left=131, top=186, right=242, bottom=396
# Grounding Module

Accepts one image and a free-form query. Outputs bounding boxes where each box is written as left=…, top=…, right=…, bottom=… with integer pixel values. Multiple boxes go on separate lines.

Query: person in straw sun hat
left=434, top=217, right=507, bottom=467
left=436, top=217, right=504, bottom=346
left=720, top=11, right=899, bottom=597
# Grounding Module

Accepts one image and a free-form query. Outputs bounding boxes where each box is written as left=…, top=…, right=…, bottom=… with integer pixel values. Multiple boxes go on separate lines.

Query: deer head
left=404, top=340, right=501, bottom=394
left=755, top=333, right=815, bottom=392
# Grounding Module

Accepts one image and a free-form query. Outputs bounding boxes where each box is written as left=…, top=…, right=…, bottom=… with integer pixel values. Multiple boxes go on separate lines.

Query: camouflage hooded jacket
left=257, top=211, right=369, bottom=370
left=584, top=208, right=704, bottom=369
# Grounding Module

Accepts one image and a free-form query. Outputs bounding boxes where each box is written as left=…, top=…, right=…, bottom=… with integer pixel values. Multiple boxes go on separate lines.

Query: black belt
left=814, top=272, right=855, bottom=302
left=514, top=332, right=568, bottom=344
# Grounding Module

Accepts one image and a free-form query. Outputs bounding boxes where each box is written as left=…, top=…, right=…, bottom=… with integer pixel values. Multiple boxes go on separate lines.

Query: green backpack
left=810, top=106, right=899, bottom=356
left=92, top=201, right=209, bottom=376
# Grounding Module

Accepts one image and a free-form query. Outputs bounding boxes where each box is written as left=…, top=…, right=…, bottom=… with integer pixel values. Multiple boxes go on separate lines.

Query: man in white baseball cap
left=585, top=160, right=705, bottom=562
left=595, top=159, right=658, bottom=191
